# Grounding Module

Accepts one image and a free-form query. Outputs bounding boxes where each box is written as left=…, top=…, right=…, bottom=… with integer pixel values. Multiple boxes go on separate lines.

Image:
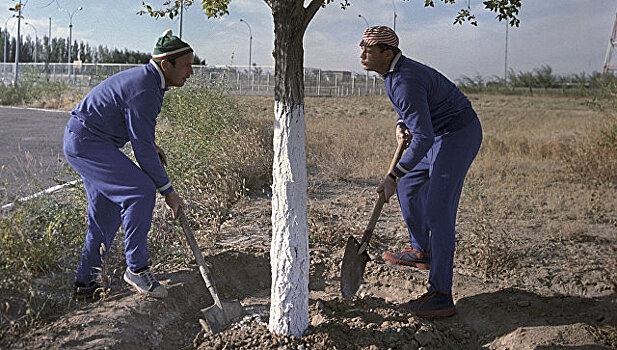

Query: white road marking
left=1, top=179, right=82, bottom=211
left=0, top=105, right=70, bottom=113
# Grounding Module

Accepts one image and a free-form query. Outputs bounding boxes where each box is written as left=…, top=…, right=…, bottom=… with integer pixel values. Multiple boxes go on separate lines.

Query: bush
left=0, top=178, right=87, bottom=337
left=457, top=66, right=617, bottom=97
left=0, top=69, right=85, bottom=109
left=149, top=85, right=272, bottom=261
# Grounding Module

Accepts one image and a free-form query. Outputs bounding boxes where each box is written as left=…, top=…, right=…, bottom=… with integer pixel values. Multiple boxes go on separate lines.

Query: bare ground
left=6, top=179, right=616, bottom=350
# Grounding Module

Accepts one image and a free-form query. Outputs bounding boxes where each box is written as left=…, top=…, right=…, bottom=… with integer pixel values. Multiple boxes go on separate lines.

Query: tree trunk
left=268, top=1, right=309, bottom=337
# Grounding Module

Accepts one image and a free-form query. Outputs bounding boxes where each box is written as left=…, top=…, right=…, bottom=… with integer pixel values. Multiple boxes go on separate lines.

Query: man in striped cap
left=360, top=25, right=483, bottom=317
left=64, top=29, right=194, bottom=300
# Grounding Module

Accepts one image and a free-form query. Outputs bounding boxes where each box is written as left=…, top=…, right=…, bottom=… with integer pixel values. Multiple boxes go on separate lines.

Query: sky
left=2, top=0, right=616, bottom=81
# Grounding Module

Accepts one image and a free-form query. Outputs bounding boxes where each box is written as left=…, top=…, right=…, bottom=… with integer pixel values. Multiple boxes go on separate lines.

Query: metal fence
left=0, top=62, right=386, bottom=96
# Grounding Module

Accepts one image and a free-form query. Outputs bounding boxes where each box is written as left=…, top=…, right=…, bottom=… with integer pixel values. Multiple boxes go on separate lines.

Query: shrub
left=148, top=85, right=272, bottom=261
left=0, top=69, right=85, bottom=109
left=0, top=178, right=87, bottom=337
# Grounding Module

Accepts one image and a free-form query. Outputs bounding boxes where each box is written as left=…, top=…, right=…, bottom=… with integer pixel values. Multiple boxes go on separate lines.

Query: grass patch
left=0, top=177, right=87, bottom=337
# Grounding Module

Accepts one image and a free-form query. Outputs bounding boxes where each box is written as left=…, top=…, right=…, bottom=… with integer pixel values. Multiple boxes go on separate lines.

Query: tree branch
left=304, top=0, right=323, bottom=30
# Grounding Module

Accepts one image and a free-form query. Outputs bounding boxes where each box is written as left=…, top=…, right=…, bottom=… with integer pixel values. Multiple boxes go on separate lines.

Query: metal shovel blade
left=178, top=208, right=246, bottom=334
left=200, top=300, right=245, bottom=334
left=340, top=235, right=371, bottom=299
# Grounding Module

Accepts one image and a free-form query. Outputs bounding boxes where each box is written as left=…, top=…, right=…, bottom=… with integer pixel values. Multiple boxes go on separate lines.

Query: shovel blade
left=200, top=300, right=245, bottom=334
left=340, top=235, right=371, bottom=299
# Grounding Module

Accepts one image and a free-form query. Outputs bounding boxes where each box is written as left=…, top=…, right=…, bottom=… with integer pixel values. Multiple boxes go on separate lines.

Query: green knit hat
left=152, top=29, right=193, bottom=62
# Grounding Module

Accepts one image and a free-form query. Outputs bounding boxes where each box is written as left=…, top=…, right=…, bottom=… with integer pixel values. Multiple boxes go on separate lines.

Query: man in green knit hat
left=63, top=30, right=194, bottom=299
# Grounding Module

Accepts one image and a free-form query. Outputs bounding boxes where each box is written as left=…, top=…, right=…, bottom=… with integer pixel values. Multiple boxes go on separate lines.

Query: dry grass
left=237, top=93, right=617, bottom=276
left=238, top=95, right=399, bottom=181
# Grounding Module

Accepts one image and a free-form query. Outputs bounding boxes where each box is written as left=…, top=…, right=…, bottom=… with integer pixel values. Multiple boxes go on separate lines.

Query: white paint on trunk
left=269, top=100, right=309, bottom=337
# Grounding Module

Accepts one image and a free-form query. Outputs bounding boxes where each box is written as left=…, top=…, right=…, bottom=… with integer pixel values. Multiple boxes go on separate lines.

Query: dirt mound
left=7, top=182, right=617, bottom=349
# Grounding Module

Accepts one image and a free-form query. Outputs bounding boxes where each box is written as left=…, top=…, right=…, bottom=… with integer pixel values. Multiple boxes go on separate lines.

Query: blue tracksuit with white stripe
left=384, top=53, right=483, bottom=294
left=63, top=60, right=173, bottom=284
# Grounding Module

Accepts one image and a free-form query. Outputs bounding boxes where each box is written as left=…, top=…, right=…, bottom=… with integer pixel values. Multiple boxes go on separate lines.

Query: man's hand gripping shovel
left=340, top=138, right=409, bottom=299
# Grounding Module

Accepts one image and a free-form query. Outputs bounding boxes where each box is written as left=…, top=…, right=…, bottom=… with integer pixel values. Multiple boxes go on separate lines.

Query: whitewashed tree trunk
left=267, top=0, right=322, bottom=337
left=269, top=101, right=309, bottom=336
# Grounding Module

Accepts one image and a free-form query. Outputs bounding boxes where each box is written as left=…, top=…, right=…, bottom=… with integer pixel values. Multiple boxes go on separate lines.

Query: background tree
left=142, top=0, right=521, bottom=337
left=534, top=64, right=556, bottom=90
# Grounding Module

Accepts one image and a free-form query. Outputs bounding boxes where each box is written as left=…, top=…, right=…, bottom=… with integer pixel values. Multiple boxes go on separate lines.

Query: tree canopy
left=140, top=0, right=521, bottom=27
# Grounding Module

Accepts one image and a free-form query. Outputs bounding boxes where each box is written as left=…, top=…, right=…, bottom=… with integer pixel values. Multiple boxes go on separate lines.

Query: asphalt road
left=0, top=106, right=72, bottom=197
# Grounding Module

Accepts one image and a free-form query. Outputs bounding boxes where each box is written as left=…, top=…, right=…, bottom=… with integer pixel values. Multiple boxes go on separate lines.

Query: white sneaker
left=123, top=267, right=168, bottom=298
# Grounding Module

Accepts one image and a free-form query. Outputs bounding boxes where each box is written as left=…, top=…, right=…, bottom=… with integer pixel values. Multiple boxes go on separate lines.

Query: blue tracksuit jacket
left=64, top=60, right=174, bottom=283
left=384, top=53, right=477, bottom=177
left=70, top=60, right=173, bottom=195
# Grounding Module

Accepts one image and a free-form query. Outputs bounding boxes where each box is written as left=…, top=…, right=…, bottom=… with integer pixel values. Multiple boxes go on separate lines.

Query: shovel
left=340, top=140, right=408, bottom=299
left=177, top=207, right=245, bottom=333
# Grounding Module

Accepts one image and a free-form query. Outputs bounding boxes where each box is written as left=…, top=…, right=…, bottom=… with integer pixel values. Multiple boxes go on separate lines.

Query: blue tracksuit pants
left=63, top=125, right=156, bottom=284
left=396, top=117, right=482, bottom=293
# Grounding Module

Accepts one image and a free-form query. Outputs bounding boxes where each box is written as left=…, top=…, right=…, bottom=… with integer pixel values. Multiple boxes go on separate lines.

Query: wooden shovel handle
left=358, top=140, right=409, bottom=252
left=387, top=140, right=409, bottom=176
left=178, top=207, right=223, bottom=306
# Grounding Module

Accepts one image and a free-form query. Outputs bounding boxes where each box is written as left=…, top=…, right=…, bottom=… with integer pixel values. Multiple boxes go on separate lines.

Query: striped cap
left=152, top=29, right=193, bottom=62
left=360, top=25, right=399, bottom=48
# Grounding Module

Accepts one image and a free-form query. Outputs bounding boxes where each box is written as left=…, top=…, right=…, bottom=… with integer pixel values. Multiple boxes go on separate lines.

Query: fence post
left=372, top=76, right=376, bottom=95
left=317, top=69, right=321, bottom=96
left=334, top=75, right=338, bottom=96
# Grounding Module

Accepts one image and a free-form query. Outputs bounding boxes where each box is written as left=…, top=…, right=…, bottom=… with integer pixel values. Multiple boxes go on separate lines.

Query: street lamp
left=3, top=16, right=16, bottom=81
left=24, top=22, right=37, bottom=63
left=179, top=0, right=184, bottom=38
left=59, top=6, right=82, bottom=80
left=13, top=0, right=23, bottom=85
left=504, top=21, right=509, bottom=85
left=358, top=14, right=370, bottom=93
left=239, top=18, right=252, bottom=86
left=391, top=0, right=397, bottom=31
left=358, top=14, right=369, bottom=27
